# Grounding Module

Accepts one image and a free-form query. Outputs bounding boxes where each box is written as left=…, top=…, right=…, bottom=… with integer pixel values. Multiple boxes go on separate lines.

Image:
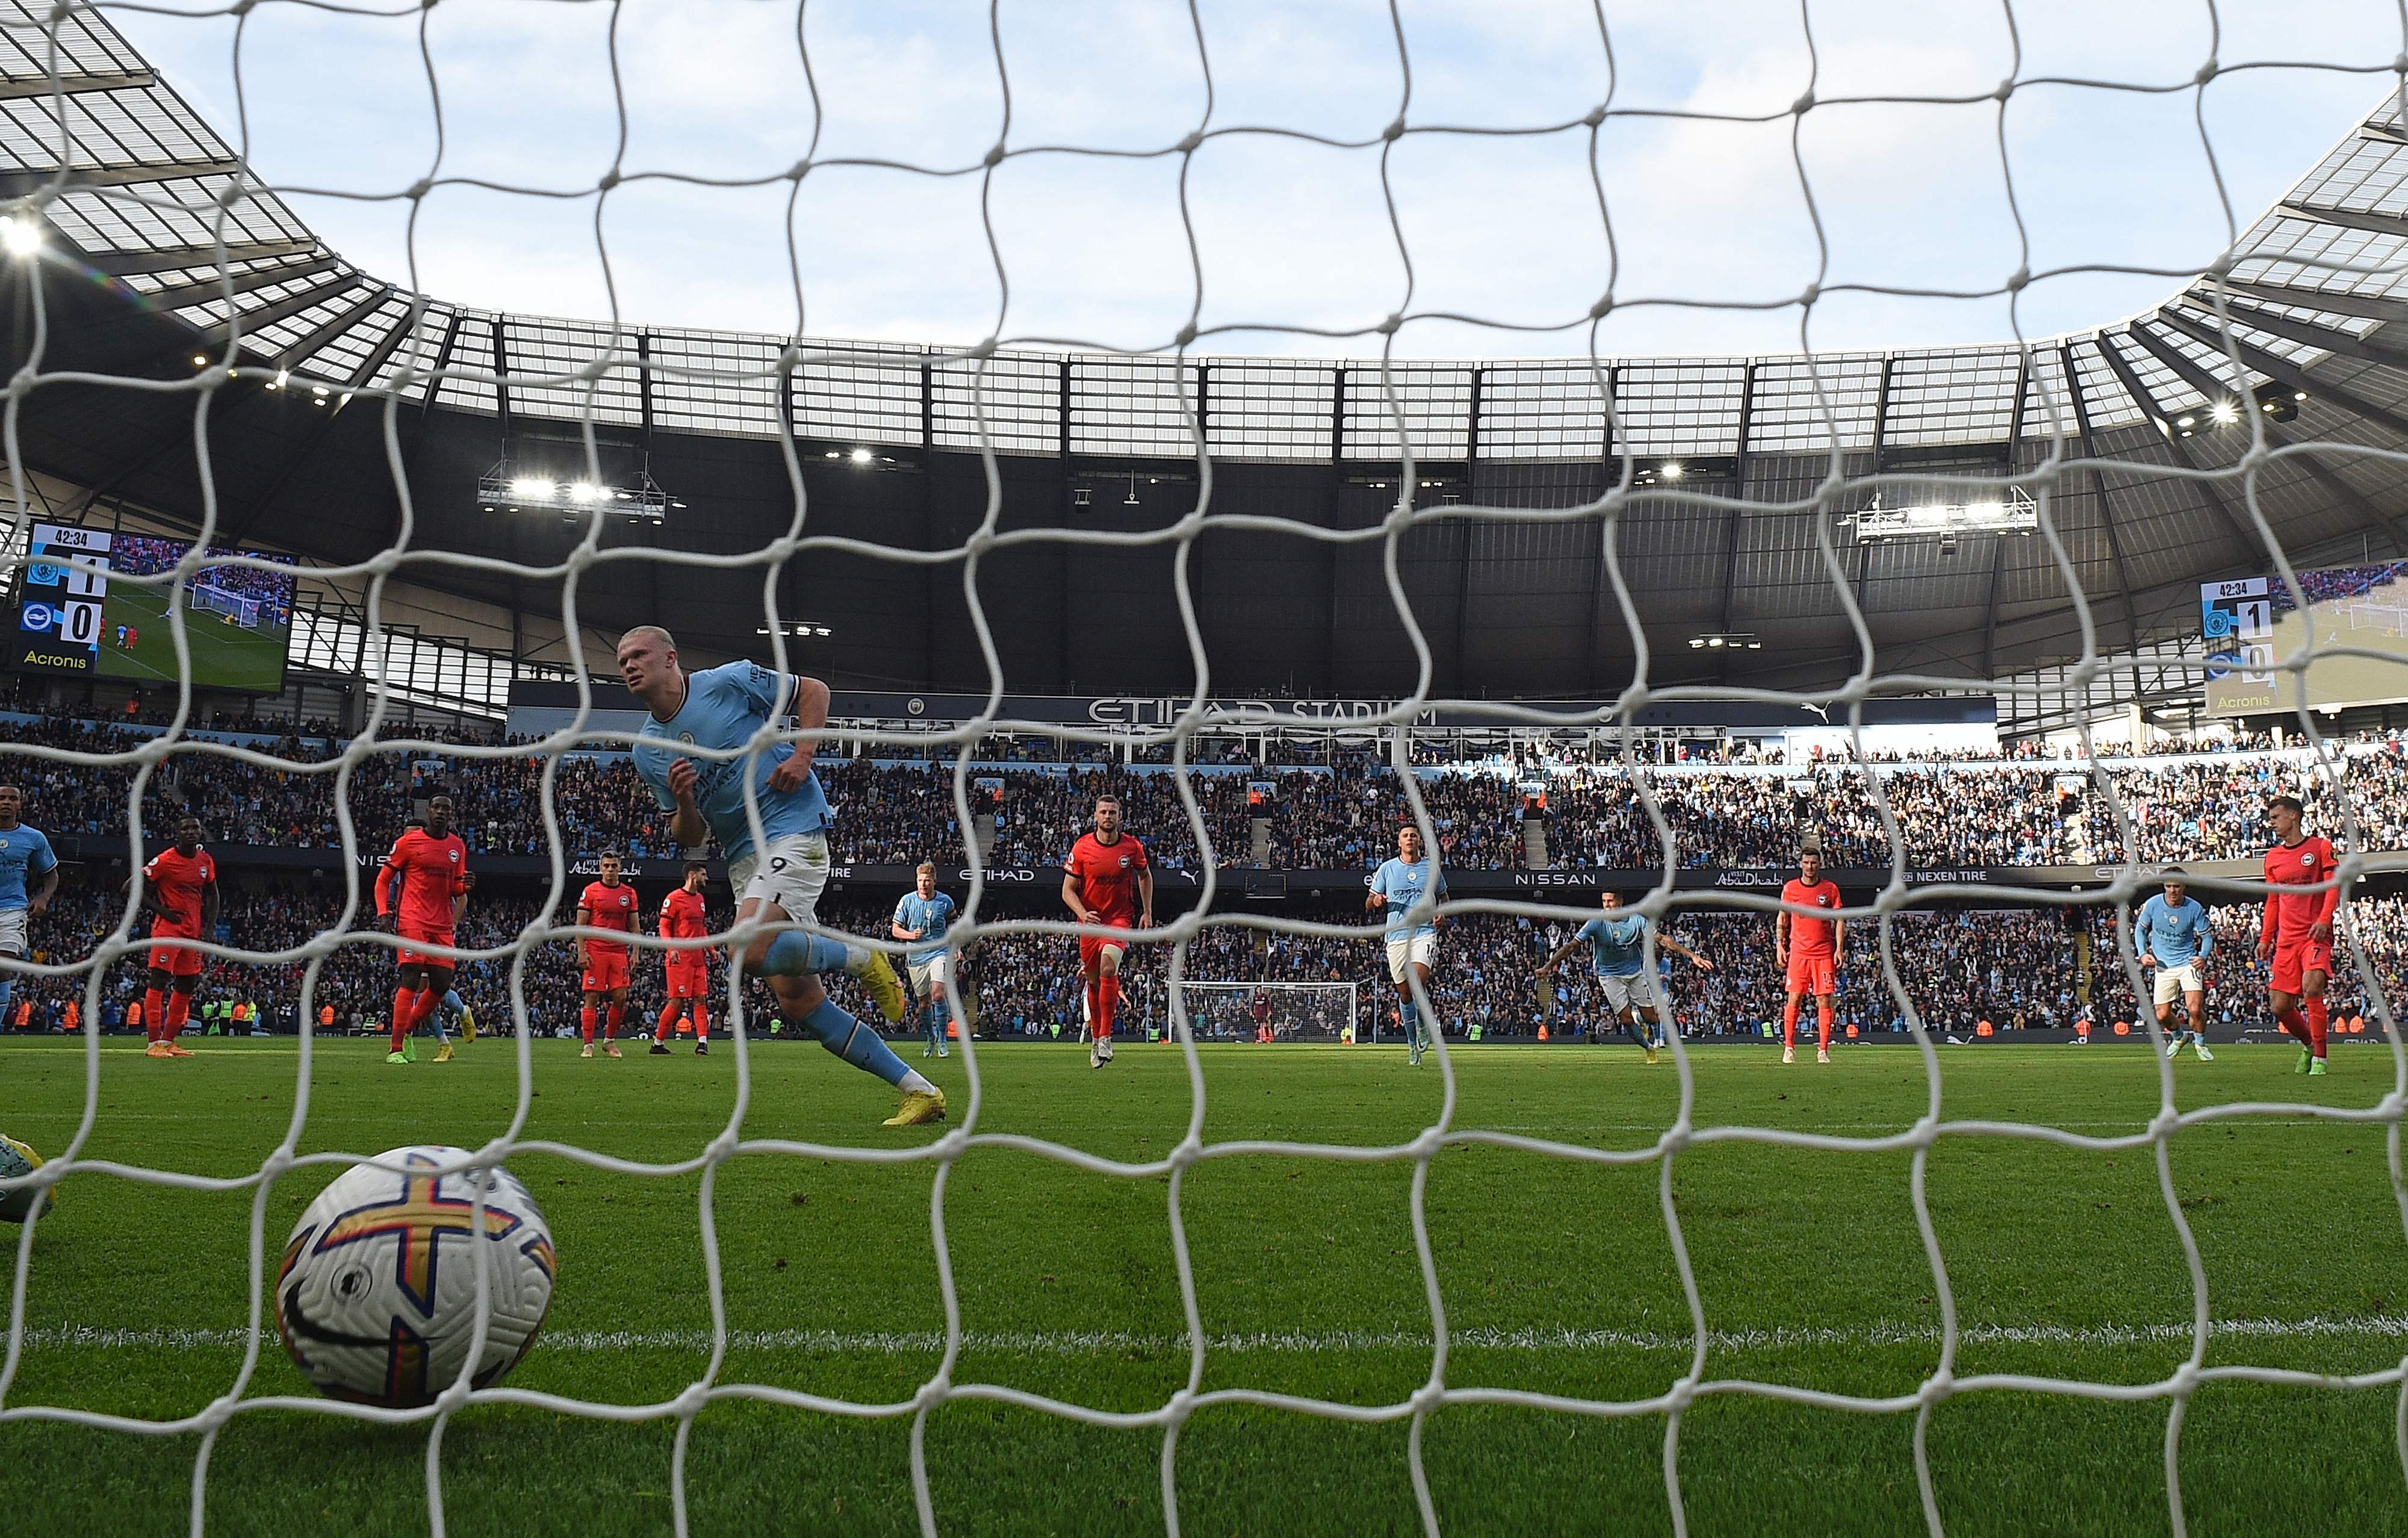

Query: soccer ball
left=273, top=1145, right=555, bottom=1407
left=0, top=1134, right=51, bottom=1222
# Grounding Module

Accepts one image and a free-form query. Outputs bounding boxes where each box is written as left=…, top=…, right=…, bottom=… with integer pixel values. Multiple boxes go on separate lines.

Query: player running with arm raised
left=618, top=626, right=933, bottom=1125
left=376, top=794, right=476, bottom=1064
left=0, top=785, right=58, bottom=1028
left=1368, top=823, right=1447, bottom=1067
left=135, top=815, right=217, bottom=1059
left=2258, top=795, right=2340, bottom=1076
left=574, top=850, right=640, bottom=1059
left=1063, top=795, right=1152, bottom=1068
left=1777, top=850, right=1843, bottom=1065
left=1539, top=889, right=1713, bottom=1064
left=2136, top=868, right=2214, bottom=1062
left=893, top=862, right=959, bottom=1059
left=652, top=861, right=713, bottom=1055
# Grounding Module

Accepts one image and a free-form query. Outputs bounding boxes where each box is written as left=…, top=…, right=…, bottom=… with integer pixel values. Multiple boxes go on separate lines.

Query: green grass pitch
left=1, top=1036, right=2403, bottom=1536
left=98, top=584, right=291, bottom=695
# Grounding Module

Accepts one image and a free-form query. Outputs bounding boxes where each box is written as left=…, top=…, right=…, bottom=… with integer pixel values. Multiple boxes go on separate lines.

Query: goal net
left=187, top=583, right=259, bottom=629
left=0, top=0, right=2400, bottom=1533
left=1178, top=981, right=1360, bottom=1044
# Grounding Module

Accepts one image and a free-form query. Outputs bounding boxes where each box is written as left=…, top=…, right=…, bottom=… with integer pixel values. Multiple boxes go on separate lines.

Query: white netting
left=1178, top=980, right=1359, bottom=1041
left=0, top=2, right=2399, bottom=1536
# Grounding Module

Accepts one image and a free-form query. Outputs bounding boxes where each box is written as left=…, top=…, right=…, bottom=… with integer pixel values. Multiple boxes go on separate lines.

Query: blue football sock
left=798, top=997, right=912, bottom=1087
left=763, top=930, right=857, bottom=978
left=1399, top=1000, right=1419, bottom=1050
left=0, top=977, right=15, bottom=1012
left=439, top=989, right=465, bottom=1021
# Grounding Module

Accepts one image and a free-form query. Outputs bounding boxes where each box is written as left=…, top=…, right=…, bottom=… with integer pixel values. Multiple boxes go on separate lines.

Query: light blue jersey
left=0, top=824, right=56, bottom=911
left=631, top=661, right=833, bottom=864
left=1578, top=913, right=1648, bottom=977
left=893, top=889, right=957, bottom=966
left=1369, top=856, right=1447, bottom=939
left=2136, top=893, right=2215, bottom=968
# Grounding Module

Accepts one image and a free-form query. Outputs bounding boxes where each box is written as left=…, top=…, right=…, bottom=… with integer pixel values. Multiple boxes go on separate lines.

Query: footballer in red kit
left=376, top=793, right=474, bottom=1064
left=1775, top=850, right=1843, bottom=1065
left=2258, top=795, right=2341, bottom=1074
left=653, top=861, right=713, bottom=1054
left=576, top=850, right=640, bottom=1057
left=136, top=815, right=217, bottom=1058
left=1061, top=794, right=1153, bottom=1068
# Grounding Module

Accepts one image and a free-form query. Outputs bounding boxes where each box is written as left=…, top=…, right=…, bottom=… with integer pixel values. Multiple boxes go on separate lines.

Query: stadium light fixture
left=481, top=462, right=674, bottom=524
left=191, top=354, right=208, bottom=368
left=1660, top=461, right=1684, bottom=481
left=1854, top=488, right=2038, bottom=544
left=2210, top=399, right=2239, bottom=426
left=1689, top=631, right=1761, bottom=650
left=849, top=447, right=874, bottom=465
left=0, top=216, right=40, bottom=257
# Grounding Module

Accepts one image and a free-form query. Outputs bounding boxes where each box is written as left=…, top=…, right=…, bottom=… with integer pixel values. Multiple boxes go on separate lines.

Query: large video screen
left=2203, top=561, right=2408, bottom=715
left=14, top=523, right=297, bottom=694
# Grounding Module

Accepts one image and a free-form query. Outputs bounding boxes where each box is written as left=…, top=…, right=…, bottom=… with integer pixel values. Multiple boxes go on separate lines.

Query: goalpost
left=1176, top=980, right=1361, bottom=1044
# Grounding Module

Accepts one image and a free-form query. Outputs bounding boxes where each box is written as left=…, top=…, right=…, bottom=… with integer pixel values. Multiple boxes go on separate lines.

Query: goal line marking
left=19, top=1315, right=2408, bottom=1357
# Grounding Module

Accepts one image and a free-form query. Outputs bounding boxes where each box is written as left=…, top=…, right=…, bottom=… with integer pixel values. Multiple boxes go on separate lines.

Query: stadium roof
left=5, top=0, right=2408, bottom=703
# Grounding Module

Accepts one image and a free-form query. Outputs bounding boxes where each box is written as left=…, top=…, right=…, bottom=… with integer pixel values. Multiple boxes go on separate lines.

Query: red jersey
left=660, top=887, right=709, bottom=943
left=377, top=827, right=469, bottom=931
left=578, top=879, right=639, bottom=955
left=1780, top=877, right=1842, bottom=957
left=2262, top=835, right=2340, bottom=944
left=143, top=845, right=215, bottom=939
left=1066, top=832, right=1149, bottom=925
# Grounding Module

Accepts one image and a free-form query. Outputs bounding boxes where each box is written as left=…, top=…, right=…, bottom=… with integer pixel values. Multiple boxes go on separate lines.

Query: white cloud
left=93, top=0, right=2405, bottom=361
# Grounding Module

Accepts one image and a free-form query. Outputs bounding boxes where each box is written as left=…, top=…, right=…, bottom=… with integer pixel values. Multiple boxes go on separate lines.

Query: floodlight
left=2210, top=399, right=2239, bottom=425
left=510, top=477, right=551, bottom=499
left=191, top=355, right=208, bottom=368
left=1660, top=461, right=1685, bottom=481
left=0, top=217, right=40, bottom=257
left=850, top=447, right=874, bottom=464
left=568, top=482, right=600, bottom=503
left=2176, top=415, right=2195, bottom=429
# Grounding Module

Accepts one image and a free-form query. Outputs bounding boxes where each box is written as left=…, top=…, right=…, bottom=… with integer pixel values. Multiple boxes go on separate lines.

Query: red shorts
left=582, top=950, right=631, bottom=992
left=1785, top=953, right=1836, bottom=997
left=1079, top=918, right=1134, bottom=974
left=398, top=923, right=455, bottom=971
left=2270, top=937, right=2334, bottom=995
left=147, top=939, right=202, bottom=977
left=665, top=959, right=709, bottom=998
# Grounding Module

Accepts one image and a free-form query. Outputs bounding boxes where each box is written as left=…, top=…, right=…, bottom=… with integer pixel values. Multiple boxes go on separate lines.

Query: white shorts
left=908, top=953, right=952, bottom=996
left=729, top=832, right=830, bottom=923
left=1598, top=970, right=1660, bottom=1015
left=0, top=906, right=24, bottom=957
left=1386, top=932, right=1439, bottom=985
left=2152, top=964, right=2204, bottom=1007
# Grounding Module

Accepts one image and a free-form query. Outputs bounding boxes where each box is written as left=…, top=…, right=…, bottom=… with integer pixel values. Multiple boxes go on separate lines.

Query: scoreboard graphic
left=15, top=523, right=111, bottom=676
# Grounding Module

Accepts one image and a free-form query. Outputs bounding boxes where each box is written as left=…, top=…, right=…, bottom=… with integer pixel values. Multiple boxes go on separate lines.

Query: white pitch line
left=16, top=1316, right=2408, bottom=1357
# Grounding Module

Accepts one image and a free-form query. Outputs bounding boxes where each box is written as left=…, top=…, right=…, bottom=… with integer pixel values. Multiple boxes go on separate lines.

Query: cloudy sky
left=104, top=0, right=2408, bottom=360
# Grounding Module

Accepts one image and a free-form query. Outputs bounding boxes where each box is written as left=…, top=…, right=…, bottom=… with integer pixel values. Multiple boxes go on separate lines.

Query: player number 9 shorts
left=1386, top=931, right=1439, bottom=985
left=2151, top=963, right=2204, bottom=1006
left=730, top=832, right=830, bottom=923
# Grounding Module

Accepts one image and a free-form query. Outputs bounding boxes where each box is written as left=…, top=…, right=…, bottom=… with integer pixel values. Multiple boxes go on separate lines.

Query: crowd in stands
left=12, top=706, right=2408, bottom=881
left=14, top=856, right=2408, bottom=1047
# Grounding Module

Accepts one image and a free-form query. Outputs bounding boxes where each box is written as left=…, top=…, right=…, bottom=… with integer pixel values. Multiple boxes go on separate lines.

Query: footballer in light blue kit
left=2137, top=868, right=2215, bottom=1062
left=892, top=862, right=960, bottom=1058
left=1539, top=889, right=1714, bottom=1062
left=1367, top=823, right=1448, bottom=1065
left=616, top=624, right=942, bottom=1127
left=0, top=785, right=57, bottom=1018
